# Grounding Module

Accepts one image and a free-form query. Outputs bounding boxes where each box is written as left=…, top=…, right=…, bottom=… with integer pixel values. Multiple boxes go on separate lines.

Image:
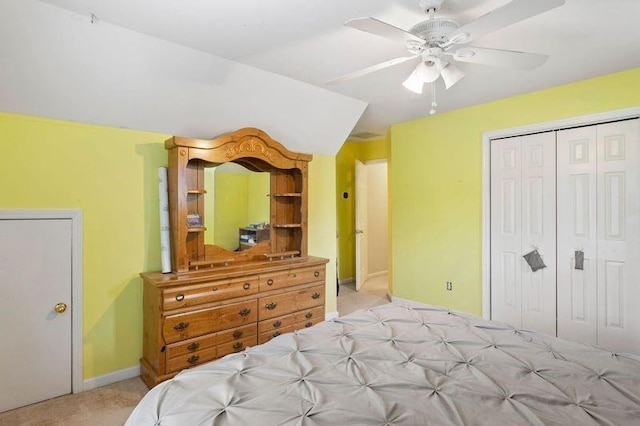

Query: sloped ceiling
left=2, top=0, right=640, bottom=153
left=0, top=0, right=367, bottom=155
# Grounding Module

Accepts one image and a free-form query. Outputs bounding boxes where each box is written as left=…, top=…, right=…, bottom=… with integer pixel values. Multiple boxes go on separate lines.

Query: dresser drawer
left=217, top=324, right=257, bottom=345
left=294, top=316, right=322, bottom=331
left=163, top=276, right=259, bottom=310
left=258, top=313, right=295, bottom=334
left=292, top=306, right=324, bottom=323
left=259, top=266, right=325, bottom=292
left=258, top=284, right=325, bottom=320
left=258, top=324, right=294, bottom=344
left=165, top=333, right=217, bottom=359
left=163, top=300, right=257, bottom=344
left=217, top=335, right=257, bottom=358
left=167, top=346, right=217, bottom=373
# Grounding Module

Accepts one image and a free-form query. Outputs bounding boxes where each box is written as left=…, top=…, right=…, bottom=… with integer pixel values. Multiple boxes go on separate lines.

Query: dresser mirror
left=203, top=162, right=270, bottom=252
left=166, top=128, right=312, bottom=273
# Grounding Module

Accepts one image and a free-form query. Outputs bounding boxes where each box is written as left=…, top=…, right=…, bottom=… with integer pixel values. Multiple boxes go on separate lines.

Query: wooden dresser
left=140, top=256, right=327, bottom=387
left=141, top=128, right=328, bottom=387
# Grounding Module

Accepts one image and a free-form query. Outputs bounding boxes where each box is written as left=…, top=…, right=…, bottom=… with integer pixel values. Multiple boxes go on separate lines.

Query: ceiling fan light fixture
left=416, top=60, right=440, bottom=83
left=440, top=62, right=465, bottom=89
left=402, top=70, right=424, bottom=94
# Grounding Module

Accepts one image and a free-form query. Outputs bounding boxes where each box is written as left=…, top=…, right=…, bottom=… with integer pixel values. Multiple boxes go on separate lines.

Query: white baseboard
left=367, top=270, right=388, bottom=279
left=391, top=295, right=418, bottom=304
left=338, top=277, right=354, bottom=285
left=325, top=311, right=339, bottom=321
left=82, top=365, right=141, bottom=392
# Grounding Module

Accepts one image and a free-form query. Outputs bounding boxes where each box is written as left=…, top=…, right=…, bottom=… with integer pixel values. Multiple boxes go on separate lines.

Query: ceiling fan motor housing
left=410, top=18, right=459, bottom=44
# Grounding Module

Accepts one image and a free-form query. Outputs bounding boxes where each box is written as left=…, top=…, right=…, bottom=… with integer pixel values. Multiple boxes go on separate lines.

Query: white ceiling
left=3, top=0, right=640, bottom=150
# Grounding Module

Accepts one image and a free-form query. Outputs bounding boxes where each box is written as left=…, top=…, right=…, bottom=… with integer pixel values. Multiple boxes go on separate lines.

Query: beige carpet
left=337, top=274, right=391, bottom=316
left=0, top=377, right=148, bottom=426
left=0, top=275, right=389, bottom=425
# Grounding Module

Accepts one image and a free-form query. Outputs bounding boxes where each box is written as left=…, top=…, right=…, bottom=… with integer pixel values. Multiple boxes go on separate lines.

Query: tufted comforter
left=126, top=302, right=640, bottom=425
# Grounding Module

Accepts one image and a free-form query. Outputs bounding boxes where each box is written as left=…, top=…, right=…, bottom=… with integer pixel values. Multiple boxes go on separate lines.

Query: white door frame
left=0, top=209, right=83, bottom=393
left=481, top=106, right=640, bottom=320
left=355, top=159, right=368, bottom=291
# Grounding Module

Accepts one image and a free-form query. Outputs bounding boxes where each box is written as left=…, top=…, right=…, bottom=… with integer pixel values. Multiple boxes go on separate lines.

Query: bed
left=126, top=301, right=640, bottom=425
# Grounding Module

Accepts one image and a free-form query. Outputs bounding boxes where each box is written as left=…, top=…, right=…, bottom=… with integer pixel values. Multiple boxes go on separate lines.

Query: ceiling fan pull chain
left=430, top=81, right=438, bottom=115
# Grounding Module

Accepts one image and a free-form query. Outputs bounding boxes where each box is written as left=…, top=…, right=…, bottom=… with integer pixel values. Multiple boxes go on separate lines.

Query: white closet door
left=491, top=137, right=522, bottom=327
left=491, top=132, right=556, bottom=334
left=557, top=126, right=598, bottom=345
left=520, top=134, right=557, bottom=335
left=596, top=119, right=640, bottom=354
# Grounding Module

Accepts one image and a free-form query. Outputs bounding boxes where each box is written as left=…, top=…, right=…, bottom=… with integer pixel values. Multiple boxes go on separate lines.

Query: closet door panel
left=557, top=126, right=598, bottom=345
left=596, top=119, right=640, bottom=354
left=490, top=138, right=522, bottom=327
left=520, top=133, right=557, bottom=335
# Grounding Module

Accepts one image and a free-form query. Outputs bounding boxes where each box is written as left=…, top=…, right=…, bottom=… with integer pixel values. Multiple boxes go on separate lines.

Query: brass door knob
left=54, top=303, right=68, bottom=314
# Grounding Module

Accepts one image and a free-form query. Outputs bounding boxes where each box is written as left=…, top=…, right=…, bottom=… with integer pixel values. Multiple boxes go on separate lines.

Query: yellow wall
left=308, top=155, right=338, bottom=313
left=0, top=112, right=337, bottom=379
left=335, top=137, right=388, bottom=280
left=389, top=67, right=640, bottom=316
left=247, top=172, right=270, bottom=225
left=214, top=171, right=249, bottom=251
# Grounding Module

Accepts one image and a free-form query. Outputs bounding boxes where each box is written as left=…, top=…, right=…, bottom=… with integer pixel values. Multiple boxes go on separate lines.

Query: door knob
left=354, top=229, right=364, bottom=234
left=54, top=303, right=68, bottom=314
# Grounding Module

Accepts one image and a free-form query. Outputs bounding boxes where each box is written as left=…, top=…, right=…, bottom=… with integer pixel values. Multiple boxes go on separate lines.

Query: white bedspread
left=127, top=302, right=640, bottom=425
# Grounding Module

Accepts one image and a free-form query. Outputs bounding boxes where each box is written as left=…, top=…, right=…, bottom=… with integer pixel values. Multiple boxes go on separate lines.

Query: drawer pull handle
left=212, top=287, right=218, bottom=292
left=175, top=294, right=185, bottom=302
left=233, top=330, right=243, bottom=339
left=273, top=331, right=281, bottom=338
left=173, top=322, right=189, bottom=331
left=187, top=342, right=200, bottom=352
left=314, top=271, right=320, bottom=278
left=305, top=322, right=313, bottom=328
left=239, top=308, right=251, bottom=317
left=265, top=302, right=278, bottom=310
left=187, top=355, right=200, bottom=364
left=233, top=342, right=243, bottom=350
left=291, top=273, right=297, bottom=278
left=305, top=312, right=312, bottom=319
left=311, top=292, right=321, bottom=300
left=243, top=282, right=251, bottom=290
left=267, top=279, right=274, bottom=286
left=273, top=320, right=282, bottom=328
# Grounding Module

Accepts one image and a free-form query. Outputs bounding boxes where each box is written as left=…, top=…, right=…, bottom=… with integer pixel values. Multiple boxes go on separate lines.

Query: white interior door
left=595, top=119, right=640, bottom=354
left=491, top=137, right=523, bottom=327
left=491, top=132, right=556, bottom=335
left=355, top=159, right=368, bottom=291
left=520, top=133, right=557, bottom=335
left=0, top=219, right=73, bottom=412
left=557, top=125, right=598, bottom=345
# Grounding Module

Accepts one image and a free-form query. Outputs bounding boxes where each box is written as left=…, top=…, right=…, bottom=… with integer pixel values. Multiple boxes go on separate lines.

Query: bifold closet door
left=558, top=119, right=640, bottom=353
left=490, top=132, right=556, bottom=335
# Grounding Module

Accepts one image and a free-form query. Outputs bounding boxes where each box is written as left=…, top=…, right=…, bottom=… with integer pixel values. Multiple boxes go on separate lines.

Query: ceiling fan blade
left=451, top=47, right=548, bottom=70
left=446, top=0, right=565, bottom=45
left=325, top=56, right=419, bottom=85
left=345, top=17, right=425, bottom=44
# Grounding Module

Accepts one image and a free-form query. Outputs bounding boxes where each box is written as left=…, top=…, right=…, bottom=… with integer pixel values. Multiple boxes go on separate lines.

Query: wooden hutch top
left=165, top=127, right=313, bottom=274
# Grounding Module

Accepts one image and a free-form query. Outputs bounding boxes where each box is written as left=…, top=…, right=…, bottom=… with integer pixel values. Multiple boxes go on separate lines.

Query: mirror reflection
left=204, top=162, right=270, bottom=252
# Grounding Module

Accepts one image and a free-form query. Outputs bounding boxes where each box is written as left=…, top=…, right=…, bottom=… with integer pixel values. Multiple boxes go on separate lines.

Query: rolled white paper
left=158, top=167, right=172, bottom=273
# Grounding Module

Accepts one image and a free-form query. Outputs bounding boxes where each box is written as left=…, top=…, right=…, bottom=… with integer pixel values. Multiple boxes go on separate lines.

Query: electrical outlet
left=446, top=281, right=453, bottom=291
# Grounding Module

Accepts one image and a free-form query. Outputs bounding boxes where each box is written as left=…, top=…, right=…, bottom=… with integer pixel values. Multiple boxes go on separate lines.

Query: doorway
left=0, top=210, right=83, bottom=413
left=338, top=160, right=389, bottom=316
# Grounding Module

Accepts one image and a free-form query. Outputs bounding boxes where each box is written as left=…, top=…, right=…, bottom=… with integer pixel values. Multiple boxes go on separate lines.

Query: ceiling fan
left=327, top=0, right=565, bottom=112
